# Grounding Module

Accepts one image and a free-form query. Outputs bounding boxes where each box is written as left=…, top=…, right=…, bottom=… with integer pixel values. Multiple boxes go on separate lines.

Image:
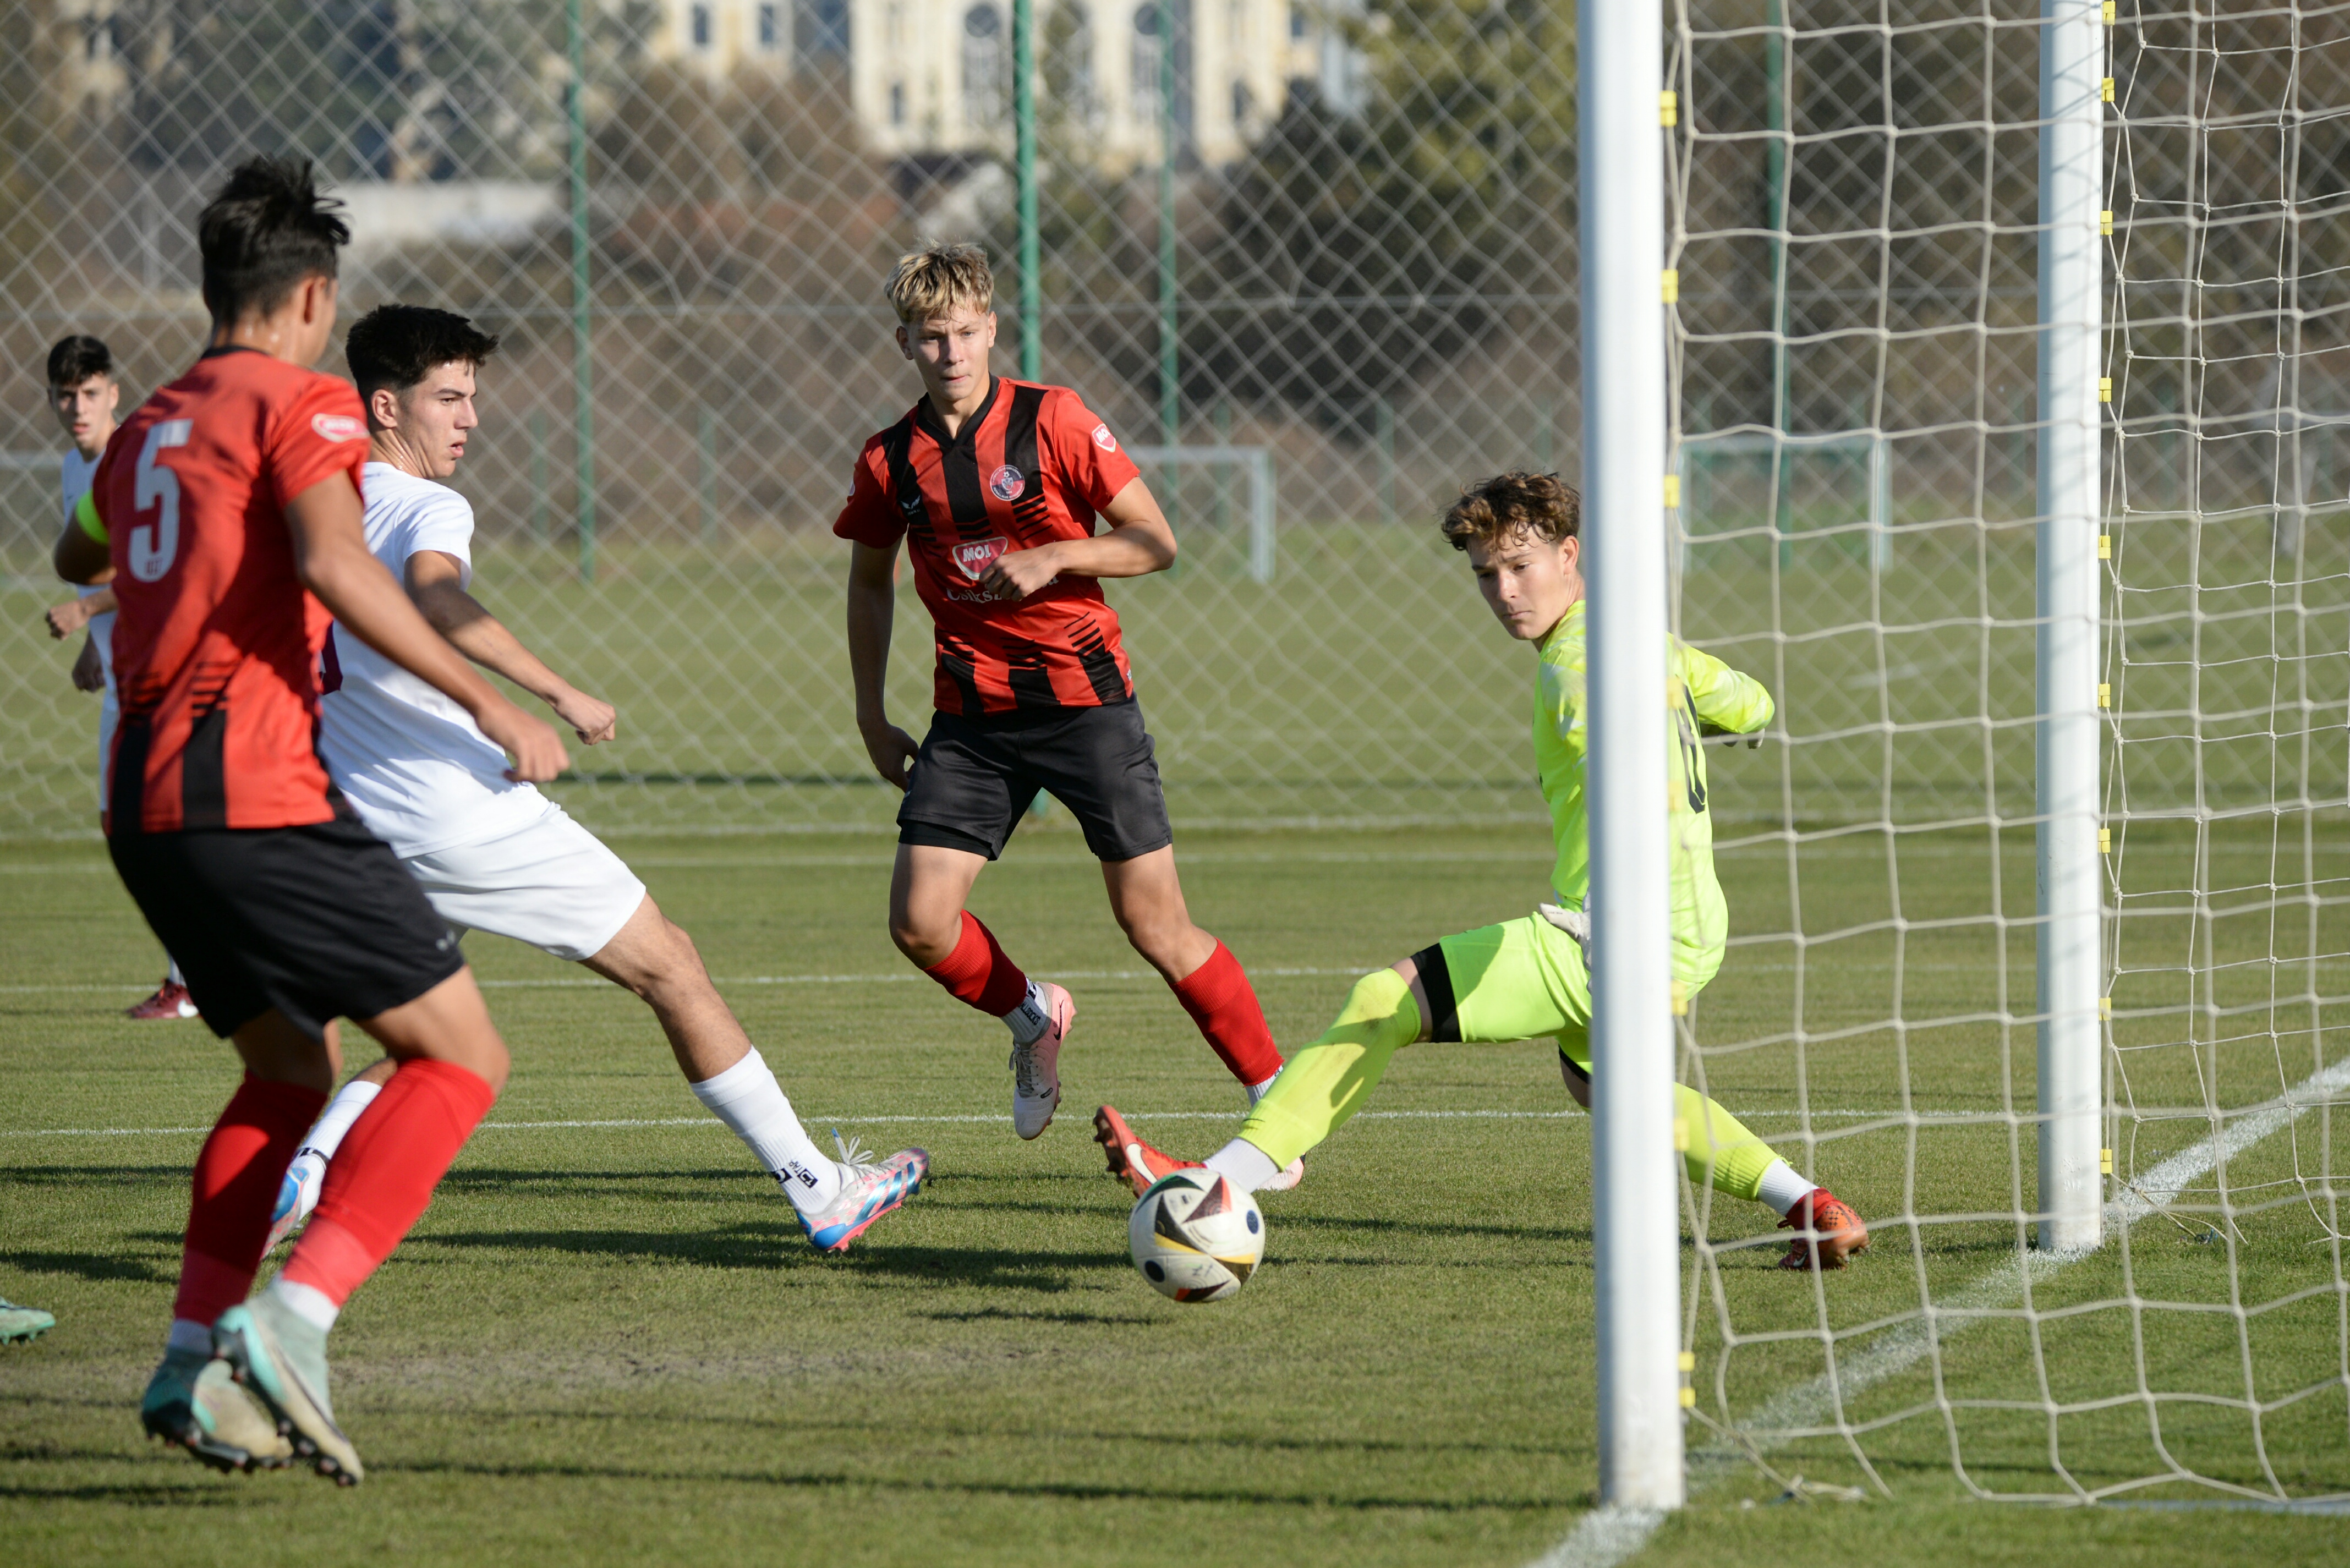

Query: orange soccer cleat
left=1092, top=1104, right=1202, bottom=1199
left=1777, top=1188, right=1870, bottom=1271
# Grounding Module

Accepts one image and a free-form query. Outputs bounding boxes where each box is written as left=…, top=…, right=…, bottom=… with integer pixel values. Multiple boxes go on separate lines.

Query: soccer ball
left=1128, top=1170, right=1264, bottom=1303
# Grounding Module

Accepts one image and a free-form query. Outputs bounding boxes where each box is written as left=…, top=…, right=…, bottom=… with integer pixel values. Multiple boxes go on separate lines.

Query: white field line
left=1528, top=1052, right=2350, bottom=1568
left=0, top=967, right=1377, bottom=995
left=0, top=1107, right=2015, bottom=1139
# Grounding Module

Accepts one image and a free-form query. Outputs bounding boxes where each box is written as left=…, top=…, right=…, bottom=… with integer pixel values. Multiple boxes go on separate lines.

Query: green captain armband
left=74, top=490, right=107, bottom=545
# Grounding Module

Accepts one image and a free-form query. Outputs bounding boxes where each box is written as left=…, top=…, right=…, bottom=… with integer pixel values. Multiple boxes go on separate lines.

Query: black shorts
left=108, top=814, right=464, bottom=1041
left=899, top=699, right=1175, bottom=863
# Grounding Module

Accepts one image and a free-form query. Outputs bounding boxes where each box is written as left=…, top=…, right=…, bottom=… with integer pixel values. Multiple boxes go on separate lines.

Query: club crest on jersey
left=951, top=536, right=1009, bottom=580
left=311, top=413, right=366, bottom=443
left=988, top=464, right=1026, bottom=501
left=1091, top=423, right=1118, bottom=453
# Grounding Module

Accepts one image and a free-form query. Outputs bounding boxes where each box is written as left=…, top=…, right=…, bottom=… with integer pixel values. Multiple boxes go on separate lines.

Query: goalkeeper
left=1094, top=471, right=1867, bottom=1270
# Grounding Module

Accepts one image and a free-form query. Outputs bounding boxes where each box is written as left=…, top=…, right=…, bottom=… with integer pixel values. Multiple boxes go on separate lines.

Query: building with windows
left=648, top=0, right=1358, bottom=169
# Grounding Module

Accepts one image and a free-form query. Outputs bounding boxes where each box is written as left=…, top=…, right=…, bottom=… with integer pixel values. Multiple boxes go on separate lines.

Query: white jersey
left=317, top=462, right=547, bottom=858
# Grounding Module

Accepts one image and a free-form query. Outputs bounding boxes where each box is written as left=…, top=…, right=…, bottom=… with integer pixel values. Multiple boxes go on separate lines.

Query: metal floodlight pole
left=1580, top=0, right=1684, bottom=1511
left=567, top=0, right=596, bottom=583
left=2036, top=0, right=2105, bottom=1254
left=1014, top=0, right=1040, bottom=379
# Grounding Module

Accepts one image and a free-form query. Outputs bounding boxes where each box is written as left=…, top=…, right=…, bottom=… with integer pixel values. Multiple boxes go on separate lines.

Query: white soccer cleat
left=1260, top=1158, right=1306, bottom=1192
left=798, top=1132, right=929, bottom=1254
left=1007, top=982, right=1073, bottom=1139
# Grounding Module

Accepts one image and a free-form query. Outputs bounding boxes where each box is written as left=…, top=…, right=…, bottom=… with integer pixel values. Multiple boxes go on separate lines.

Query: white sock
left=689, top=1048, right=843, bottom=1213
left=166, top=957, right=185, bottom=987
left=1755, top=1158, right=1818, bottom=1218
left=1245, top=1073, right=1279, bottom=1108
left=270, top=1278, right=339, bottom=1334
left=167, top=1317, right=212, bottom=1356
left=1204, top=1137, right=1283, bottom=1193
left=300, top=1077, right=382, bottom=1165
left=1003, top=980, right=1052, bottom=1046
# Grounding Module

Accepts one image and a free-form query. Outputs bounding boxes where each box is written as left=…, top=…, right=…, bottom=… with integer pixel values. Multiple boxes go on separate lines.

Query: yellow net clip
left=2101, top=76, right=2116, bottom=103
left=2103, top=1, right=2116, bottom=23
left=2099, top=827, right=2111, bottom=854
left=2097, top=534, right=2111, bottom=560
left=2100, top=209, right=2114, bottom=237
left=2101, top=1148, right=2115, bottom=1176
left=1663, top=473, right=1681, bottom=508
left=1679, top=1352, right=1697, bottom=1372
left=2099, top=376, right=2115, bottom=402
left=2097, top=682, right=2111, bottom=708
left=1660, top=90, right=1678, bottom=128
left=1673, top=1117, right=1689, bottom=1153
left=1661, top=269, right=1680, bottom=304
left=2099, top=996, right=2113, bottom=1019
left=1679, top=1387, right=1697, bottom=1408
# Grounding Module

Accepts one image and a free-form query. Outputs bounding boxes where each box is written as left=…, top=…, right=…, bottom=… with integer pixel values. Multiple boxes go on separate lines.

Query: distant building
left=646, top=0, right=1363, bottom=170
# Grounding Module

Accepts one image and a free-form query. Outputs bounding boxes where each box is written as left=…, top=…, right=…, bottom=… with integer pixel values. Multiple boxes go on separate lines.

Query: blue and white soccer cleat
left=140, top=1346, right=293, bottom=1472
left=1, top=1298, right=56, bottom=1345
left=213, top=1295, right=361, bottom=1486
left=264, top=1153, right=325, bottom=1254
left=798, top=1132, right=929, bottom=1254
left=1008, top=982, right=1073, bottom=1138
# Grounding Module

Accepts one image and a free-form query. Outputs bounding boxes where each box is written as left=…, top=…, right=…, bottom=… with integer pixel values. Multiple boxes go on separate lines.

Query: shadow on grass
left=421, top=1228, right=1125, bottom=1292
left=386, top=1455, right=1590, bottom=1514
left=1, top=1249, right=171, bottom=1284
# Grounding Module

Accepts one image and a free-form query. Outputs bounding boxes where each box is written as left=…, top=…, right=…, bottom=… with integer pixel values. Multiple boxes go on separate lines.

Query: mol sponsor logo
left=951, top=536, right=1009, bottom=580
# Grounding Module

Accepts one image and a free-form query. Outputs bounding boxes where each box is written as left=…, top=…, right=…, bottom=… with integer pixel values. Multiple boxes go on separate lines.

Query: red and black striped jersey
left=834, top=376, right=1144, bottom=716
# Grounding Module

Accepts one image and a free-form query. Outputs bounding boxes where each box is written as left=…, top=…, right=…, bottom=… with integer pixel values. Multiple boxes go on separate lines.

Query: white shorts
left=402, top=803, right=647, bottom=962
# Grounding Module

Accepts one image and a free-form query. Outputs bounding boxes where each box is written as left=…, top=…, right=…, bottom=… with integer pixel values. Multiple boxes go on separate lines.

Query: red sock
left=1171, top=942, right=1284, bottom=1086
left=921, top=912, right=1031, bottom=1017
left=278, top=1058, right=495, bottom=1307
left=173, top=1076, right=327, bottom=1326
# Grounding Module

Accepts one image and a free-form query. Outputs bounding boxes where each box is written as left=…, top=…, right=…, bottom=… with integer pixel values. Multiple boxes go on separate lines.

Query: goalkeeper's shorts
left=1410, top=911, right=1597, bottom=1074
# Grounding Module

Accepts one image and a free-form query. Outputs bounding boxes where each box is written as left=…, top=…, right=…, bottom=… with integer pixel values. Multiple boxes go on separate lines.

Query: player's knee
left=889, top=909, right=956, bottom=966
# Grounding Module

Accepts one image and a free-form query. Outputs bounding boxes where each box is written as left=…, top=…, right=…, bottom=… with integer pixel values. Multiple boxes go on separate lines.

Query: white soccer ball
left=1129, top=1170, right=1265, bottom=1303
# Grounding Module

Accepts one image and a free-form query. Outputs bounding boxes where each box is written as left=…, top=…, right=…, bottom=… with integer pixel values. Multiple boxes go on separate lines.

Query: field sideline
left=3, top=823, right=2345, bottom=1567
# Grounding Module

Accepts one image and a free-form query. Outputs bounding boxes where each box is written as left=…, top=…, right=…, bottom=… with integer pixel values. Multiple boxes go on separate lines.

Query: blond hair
left=887, top=242, right=995, bottom=323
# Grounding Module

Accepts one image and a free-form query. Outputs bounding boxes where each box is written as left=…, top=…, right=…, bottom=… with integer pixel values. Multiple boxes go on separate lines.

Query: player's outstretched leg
left=1098, top=964, right=1421, bottom=1197
left=222, top=971, right=507, bottom=1485
left=891, top=845, right=1071, bottom=1138
left=1670, top=1082, right=1868, bottom=1270
left=580, top=893, right=929, bottom=1248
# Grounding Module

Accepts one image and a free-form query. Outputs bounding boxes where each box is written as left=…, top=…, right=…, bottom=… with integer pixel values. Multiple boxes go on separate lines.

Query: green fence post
left=1376, top=396, right=1396, bottom=524
left=1015, top=0, right=1039, bottom=380
left=1157, top=1, right=1179, bottom=523
left=568, top=0, right=596, bottom=583
left=529, top=408, right=549, bottom=543
left=698, top=405, right=717, bottom=544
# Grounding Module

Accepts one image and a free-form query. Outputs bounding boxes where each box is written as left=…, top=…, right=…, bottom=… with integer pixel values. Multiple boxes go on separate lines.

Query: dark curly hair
left=1439, top=470, right=1581, bottom=552
left=197, top=156, right=348, bottom=325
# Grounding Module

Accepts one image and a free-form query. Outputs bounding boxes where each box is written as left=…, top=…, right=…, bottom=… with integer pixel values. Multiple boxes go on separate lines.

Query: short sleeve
left=831, top=441, right=907, bottom=549
left=393, top=491, right=479, bottom=588
left=1045, top=391, right=1142, bottom=511
left=265, top=375, right=371, bottom=511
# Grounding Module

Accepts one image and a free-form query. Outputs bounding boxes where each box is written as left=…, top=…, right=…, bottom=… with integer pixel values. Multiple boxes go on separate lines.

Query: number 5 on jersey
left=130, top=419, right=194, bottom=582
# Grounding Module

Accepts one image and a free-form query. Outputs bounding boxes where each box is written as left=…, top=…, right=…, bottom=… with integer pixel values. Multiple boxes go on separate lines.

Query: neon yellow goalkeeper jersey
left=1535, top=600, right=1775, bottom=999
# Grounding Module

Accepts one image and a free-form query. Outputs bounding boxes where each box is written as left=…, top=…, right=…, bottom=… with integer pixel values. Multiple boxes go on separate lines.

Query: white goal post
left=1125, top=445, right=1278, bottom=584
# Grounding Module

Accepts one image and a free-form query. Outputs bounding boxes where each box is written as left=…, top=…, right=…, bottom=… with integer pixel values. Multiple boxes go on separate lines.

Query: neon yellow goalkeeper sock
left=1676, top=1083, right=1780, bottom=1203
left=1236, top=968, right=1421, bottom=1168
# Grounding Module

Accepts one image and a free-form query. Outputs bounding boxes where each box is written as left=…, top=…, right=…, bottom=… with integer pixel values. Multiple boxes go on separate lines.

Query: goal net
left=1668, top=0, right=2350, bottom=1507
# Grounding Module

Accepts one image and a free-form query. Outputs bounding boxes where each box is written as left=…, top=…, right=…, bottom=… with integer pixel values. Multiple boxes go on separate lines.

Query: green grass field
left=5, top=813, right=2346, bottom=1566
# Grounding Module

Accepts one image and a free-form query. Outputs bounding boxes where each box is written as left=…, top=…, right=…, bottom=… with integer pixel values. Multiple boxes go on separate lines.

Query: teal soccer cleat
left=213, top=1294, right=362, bottom=1485
left=1, top=1298, right=56, bottom=1345
left=139, top=1347, right=293, bottom=1472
